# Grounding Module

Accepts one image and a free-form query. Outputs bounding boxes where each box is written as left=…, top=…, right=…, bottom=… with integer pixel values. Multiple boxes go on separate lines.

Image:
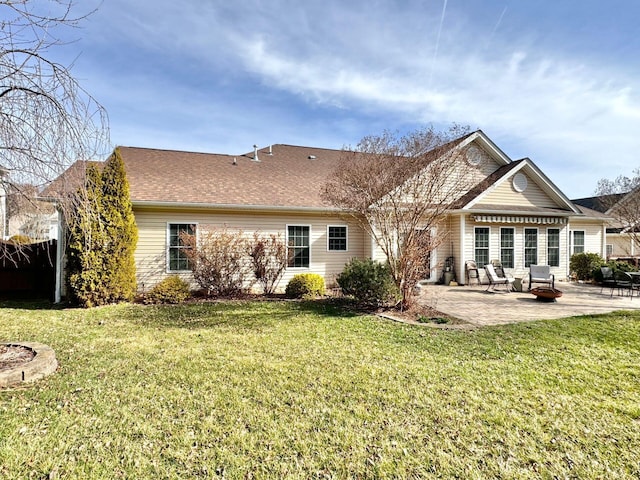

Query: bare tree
left=595, top=168, right=640, bottom=257
left=249, top=232, right=287, bottom=295
left=0, top=0, right=108, bottom=229
left=322, top=125, right=476, bottom=308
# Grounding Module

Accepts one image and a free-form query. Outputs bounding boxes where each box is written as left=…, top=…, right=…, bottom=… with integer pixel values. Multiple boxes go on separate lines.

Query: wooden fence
left=0, top=240, right=56, bottom=300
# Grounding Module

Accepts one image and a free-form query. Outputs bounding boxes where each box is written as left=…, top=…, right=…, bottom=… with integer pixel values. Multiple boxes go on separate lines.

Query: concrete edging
left=0, top=342, right=58, bottom=388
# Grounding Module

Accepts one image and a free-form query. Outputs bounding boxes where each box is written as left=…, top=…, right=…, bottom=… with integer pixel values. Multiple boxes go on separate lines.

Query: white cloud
left=78, top=0, right=640, bottom=196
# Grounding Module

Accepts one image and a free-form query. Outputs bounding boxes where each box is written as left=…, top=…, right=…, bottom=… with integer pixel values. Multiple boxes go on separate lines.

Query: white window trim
left=286, top=224, right=312, bottom=269
left=546, top=227, right=561, bottom=267
left=499, top=227, right=515, bottom=269
left=474, top=226, right=490, bottom=267
left=166, top=222, right=198, bottom=273
left=571, top=230, right=586, bottom=255
left=524, top=227, right=539, bottom=267
left=327, top=225, right=348, bottom=252
left=606, top=244, right=613, bottom=258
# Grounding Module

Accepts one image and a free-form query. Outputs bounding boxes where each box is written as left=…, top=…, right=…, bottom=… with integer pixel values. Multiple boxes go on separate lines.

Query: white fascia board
left=461, top=162, right=527, bottom=210
left=462, top=159, right=582, bottom=214
left=519, top=158, right=583, bottom=214
left=456, top=130, right=512, bottom=166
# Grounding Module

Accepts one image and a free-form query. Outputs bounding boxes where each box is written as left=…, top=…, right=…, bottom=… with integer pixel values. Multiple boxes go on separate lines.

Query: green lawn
left=1, top=300, right=639, bottom=479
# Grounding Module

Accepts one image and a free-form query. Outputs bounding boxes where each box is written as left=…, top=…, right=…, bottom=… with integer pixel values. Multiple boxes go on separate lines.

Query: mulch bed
left=0, top=345, right=35, bottom=373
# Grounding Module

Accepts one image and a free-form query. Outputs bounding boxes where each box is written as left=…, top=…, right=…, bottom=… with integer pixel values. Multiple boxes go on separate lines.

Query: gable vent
left=513, top=173, right=528, bottom=192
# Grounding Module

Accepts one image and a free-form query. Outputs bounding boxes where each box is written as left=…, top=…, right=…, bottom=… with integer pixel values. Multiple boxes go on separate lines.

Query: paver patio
left=421, top=281, right=640, bottom=326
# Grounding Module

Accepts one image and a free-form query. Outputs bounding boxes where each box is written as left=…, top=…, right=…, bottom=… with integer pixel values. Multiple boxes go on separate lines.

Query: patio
left=420, top=281, right=640, bottom=326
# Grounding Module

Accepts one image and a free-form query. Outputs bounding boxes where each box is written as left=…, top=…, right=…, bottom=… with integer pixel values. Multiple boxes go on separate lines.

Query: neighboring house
left=573, top=192, right=639, bottom=262
left=46, top=130, right=611, bottom=299
left=6, top=184, right=58, bottom=241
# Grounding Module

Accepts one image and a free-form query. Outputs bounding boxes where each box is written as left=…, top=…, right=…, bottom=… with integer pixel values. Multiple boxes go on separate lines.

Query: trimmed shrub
left=336, top=258, right=399, bottom=307
left=285, top=273, right=325, bottom=298
left=569, top=252, right=604, bottom=281
left=144, top=276, right=191, bottom=304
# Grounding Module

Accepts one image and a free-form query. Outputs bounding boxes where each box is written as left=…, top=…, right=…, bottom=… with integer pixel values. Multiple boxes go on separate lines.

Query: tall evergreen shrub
left=66, top=148, right=138, bottom=306
left=100, top=148, right=138, bottom=302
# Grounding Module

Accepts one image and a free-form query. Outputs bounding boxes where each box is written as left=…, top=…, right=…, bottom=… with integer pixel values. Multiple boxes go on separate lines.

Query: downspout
left=54, top=209, right=63, bottom=303
left=459, top=214, right=466, bottom=285
left=565, top=223, right=571, bottom=280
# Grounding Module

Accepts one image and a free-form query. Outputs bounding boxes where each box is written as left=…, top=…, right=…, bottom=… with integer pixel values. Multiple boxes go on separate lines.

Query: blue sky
left=52, top=0, right=640, bottom=198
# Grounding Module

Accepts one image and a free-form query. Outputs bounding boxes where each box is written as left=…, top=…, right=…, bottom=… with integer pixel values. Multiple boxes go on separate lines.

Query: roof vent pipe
left=253, top=144, right=260, bottom=162
left=268, top=145, right=273, bottom=155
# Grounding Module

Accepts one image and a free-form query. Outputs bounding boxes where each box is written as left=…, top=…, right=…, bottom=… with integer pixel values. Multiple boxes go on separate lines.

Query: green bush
left=336, top=258, right=399, bottom=307
left=144, top=276, right=191, bottom=304
left=569, top=252, right=604, bottom=281
left=285, top=273, right=325, bottom=298
left=593, top=260, right=638, bottom=283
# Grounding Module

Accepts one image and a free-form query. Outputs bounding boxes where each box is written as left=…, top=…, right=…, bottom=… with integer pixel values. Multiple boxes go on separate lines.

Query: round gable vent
left=513, top=173, right=528, bottom=192
left=465, top=145, right=483, bottom=166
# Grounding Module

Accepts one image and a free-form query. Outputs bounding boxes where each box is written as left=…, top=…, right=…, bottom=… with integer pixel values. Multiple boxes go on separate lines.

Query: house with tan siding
left=573, top=193, right=639, bottom=264
left=48, top=130, right=611, bottom=299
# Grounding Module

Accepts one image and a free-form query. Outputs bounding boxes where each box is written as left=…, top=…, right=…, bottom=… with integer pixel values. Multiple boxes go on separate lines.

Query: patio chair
left=600, top=266, right=616, bottom=294
left=528, top=265, right=554, bottom=291
left=491, top=259, right=515, bottom=282
left=465, top=260, right=480, bottom=286
left=484, top=264, right=514, bottom=292
left=631, top=273, right=640, bottom=298
left=612, top=271, right=633, bottom=298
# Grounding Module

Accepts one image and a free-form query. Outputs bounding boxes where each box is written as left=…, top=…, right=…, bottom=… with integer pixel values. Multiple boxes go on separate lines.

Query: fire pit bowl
left=530, top=287, right=563, bottom=302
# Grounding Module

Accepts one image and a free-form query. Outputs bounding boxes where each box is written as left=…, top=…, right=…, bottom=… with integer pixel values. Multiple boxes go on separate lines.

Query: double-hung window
left=547, top=228, right=560, bottom=267
left=287, top=225, right=310, bottom=268
left=571, top=231, right=585, bottom=255
left=500, top=228, right=514, bottom=268
left=474, top=227, right=490, bottom=267
left=524, top=228, right=538, bottom=267
left=327, top=226, right=347, bottom=251
left=168, top=223, right=195, bottom=271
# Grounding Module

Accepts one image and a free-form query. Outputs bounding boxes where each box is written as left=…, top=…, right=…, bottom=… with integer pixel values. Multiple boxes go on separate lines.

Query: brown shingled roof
left=121, top=144, right=345, bottom=209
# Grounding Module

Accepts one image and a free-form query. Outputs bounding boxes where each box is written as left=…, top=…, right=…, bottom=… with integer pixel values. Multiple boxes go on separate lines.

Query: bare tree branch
left=322, top=124, right=476, bottom=308
left=595, top=168, right=640, bottom=257
left=0, top=0, right=108, bottom=251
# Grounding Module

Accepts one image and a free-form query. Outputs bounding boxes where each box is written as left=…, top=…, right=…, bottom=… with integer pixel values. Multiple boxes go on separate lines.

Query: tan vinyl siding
left=478, top=173, right=560, bottom=209
left=608, top=233, right=635, bottom=257
left=440, top=214, right=460, bottom=282
left=133, top=207, right=366, bottom=292
left=568, top=221, right=604, bottom=257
